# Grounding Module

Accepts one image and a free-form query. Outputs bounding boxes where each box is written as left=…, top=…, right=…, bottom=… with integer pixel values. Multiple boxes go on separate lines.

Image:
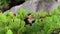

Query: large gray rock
left=6, top=0, right=60, bottom=14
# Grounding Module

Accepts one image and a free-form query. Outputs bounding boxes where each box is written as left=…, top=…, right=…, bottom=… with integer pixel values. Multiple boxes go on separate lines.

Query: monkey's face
left=28, top=14, right=34, bottom=20
left=24, top=14, right=35, bottom=26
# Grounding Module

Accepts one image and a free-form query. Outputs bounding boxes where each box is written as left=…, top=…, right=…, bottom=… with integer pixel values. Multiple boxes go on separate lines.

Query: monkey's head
left=24, top=13, right=35, bottom=26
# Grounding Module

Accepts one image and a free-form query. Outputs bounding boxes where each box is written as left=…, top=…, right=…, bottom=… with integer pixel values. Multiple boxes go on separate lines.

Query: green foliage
left=6, top=29, right=13, bottom=34
left=0, top=0, right=27, bottom=9
left=0, top=6, right=60, bottom=34
left=57, top=5, right=60, bottom=11
left=0, top=0, right=10, bottom=9
left=38, top=12, right=47, bottom=17
left=16, top=7, right=27, bottom=20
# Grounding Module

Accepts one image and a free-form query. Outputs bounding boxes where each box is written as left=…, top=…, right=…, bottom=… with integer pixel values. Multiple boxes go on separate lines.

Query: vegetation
left=0, top=0, right=28, bottom=9
left=0, top=5, right=60, bottom=34
left=0, top=0, right=25, bottom=12
left=0, top=0, right=10, bottom=9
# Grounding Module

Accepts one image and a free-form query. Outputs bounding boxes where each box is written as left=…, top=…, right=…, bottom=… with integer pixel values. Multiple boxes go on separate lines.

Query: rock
left=6, top=0, right=60, bottom=14
left=0, top=10, right=2, bottom=12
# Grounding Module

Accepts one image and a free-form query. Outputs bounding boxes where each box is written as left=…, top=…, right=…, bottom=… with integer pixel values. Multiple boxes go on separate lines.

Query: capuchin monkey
left=24, top=13, right=35, bottom=26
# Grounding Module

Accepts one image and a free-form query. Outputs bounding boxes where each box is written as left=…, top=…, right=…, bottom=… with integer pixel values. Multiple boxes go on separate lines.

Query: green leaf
left=6, top=29, right=13, bottom=34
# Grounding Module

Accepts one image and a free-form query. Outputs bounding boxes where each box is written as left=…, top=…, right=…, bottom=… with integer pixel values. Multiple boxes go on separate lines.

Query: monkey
left=24, top=13, right=35, bottom=26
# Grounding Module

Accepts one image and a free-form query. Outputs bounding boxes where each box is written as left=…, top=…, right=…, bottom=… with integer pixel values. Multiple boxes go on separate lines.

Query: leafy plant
left=0, top=5, right=60, bottom=34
